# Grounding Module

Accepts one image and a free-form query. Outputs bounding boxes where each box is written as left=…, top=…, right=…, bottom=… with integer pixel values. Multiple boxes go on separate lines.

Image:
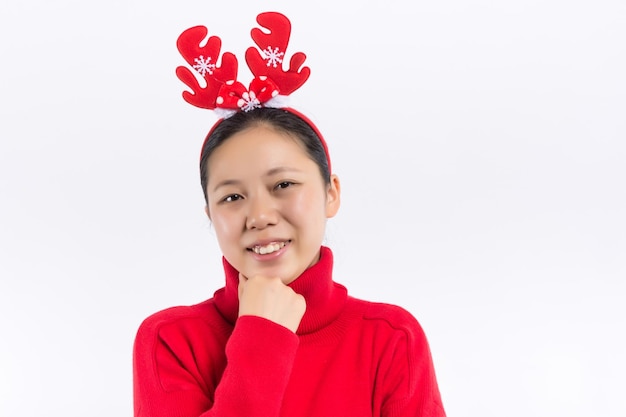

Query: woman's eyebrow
left=264, top=166, right=303, bottom=176
left=212, top=179, right=241, bottom=192
left=212, top=167, right=303, bottom=192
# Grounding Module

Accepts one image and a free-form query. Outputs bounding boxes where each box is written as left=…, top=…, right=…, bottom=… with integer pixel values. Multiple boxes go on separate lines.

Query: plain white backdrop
left=1, top=1, right=625, bottom=416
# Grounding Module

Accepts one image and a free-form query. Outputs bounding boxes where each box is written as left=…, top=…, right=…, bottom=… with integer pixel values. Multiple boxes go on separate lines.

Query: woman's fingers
left=237, top=275, right=306, bottom=333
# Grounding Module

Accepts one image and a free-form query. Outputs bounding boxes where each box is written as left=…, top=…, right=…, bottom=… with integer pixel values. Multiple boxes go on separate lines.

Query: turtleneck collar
left=212, top=246, right=347, bottom=335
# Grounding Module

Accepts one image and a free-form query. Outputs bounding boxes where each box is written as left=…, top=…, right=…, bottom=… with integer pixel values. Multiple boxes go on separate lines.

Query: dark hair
left=199, top=107, right=330, bottom=203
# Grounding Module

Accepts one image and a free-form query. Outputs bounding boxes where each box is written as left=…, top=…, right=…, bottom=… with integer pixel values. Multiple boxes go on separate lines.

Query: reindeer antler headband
left=176, top=11, right=331, bottom=171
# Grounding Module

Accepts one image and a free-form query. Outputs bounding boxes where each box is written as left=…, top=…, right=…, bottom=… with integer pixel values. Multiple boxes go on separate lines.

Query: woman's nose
left=245, top=192, right=278, bottom=230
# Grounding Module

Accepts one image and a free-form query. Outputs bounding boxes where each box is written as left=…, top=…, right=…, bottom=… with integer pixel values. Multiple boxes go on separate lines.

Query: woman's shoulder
left=346, top=296, right=428, bottom=338
left=135, top=298, right=225, bottom=339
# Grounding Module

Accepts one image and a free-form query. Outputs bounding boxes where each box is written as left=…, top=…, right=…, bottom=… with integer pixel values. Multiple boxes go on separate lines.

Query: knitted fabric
left=133, top=246, right=446, bottom=416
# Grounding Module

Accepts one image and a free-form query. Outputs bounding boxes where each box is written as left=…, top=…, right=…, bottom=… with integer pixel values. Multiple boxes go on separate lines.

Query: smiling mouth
left=248, top=240, right=291, bottom=255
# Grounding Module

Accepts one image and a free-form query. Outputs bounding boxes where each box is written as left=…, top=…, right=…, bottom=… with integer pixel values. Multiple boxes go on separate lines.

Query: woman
left=133, top=12, right=446, bottom=417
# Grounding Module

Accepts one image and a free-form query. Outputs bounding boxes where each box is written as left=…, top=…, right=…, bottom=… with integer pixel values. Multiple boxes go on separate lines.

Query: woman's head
left=201, top=107, right=340, bottom=283
left=200, top=107, right=331, bottom=203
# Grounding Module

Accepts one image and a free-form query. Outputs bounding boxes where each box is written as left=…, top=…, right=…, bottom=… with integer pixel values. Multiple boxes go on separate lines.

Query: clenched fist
left=238, top=274, right=306, bottom=333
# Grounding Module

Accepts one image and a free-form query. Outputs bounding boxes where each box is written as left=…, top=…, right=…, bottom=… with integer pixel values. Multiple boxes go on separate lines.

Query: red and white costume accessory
left=176, top=11, right=331, bottom=171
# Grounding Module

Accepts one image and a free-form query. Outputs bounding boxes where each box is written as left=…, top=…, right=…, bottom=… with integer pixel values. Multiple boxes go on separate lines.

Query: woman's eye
left=275, top=181, right=294, bottom=190
left=223, top=194, right=242, bottom=203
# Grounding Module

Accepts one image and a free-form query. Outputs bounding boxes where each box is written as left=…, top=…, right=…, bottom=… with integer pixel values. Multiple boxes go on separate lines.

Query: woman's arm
left=370, top=306, right=447, bottom=417
left=133, top=315, right=299, bottom=417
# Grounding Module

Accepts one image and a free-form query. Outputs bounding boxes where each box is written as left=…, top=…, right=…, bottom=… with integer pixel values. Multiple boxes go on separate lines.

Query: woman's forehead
left=207, top=126, right=313, bottom=178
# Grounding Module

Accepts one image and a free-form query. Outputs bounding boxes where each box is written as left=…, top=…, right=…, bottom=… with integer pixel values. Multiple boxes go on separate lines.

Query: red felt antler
left=176, top=26, right=238, bottom=109
left=176, top=13, right=329, bottom=170
left=245, top=12, right=310, bottom=95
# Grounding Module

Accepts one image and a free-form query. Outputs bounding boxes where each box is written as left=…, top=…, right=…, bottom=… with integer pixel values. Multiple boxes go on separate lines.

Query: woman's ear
left=204, top=205, right=211, bottom=221
left=325, top=174, right=341, bottom=218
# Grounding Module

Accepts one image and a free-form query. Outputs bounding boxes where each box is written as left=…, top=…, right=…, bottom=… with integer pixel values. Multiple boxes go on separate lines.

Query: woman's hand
left=238, top=274, right=306, bottom=333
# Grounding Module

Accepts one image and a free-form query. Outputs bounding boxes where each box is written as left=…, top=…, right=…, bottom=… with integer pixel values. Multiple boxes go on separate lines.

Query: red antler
left=245, top=12, right=310, bottom=95
left=176, top=26, right=238, bottom=109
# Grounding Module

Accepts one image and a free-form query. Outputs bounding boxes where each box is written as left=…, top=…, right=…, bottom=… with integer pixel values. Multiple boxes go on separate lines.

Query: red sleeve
left=133, top=315, right=299, bottom=417
left=374, top=310, right=446, bottom=417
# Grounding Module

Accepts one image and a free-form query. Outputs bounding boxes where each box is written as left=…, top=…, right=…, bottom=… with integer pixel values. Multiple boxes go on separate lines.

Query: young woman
left=133, top=12, right=446, bottom=417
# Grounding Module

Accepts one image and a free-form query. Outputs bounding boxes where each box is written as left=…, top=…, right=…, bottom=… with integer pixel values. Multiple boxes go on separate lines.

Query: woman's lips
left=247, top=240, right=291, bottom=255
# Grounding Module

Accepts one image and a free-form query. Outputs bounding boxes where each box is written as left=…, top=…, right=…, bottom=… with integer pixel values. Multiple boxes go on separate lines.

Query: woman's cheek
left=286, top=188, right=326, bottom=229
left=212, top=211, right=239, bottom=239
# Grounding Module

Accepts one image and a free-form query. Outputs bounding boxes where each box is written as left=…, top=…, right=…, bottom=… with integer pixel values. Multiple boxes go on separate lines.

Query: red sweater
left=133, top=247, right=446, bottom=417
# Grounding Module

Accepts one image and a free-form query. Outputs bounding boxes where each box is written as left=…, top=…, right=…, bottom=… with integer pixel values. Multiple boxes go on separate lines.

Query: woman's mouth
left=248, top=240, right=290, bottom=255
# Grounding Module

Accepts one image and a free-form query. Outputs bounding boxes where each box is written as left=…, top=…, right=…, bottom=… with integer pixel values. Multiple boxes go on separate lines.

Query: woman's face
left=205, top=124, right=340, bottom=284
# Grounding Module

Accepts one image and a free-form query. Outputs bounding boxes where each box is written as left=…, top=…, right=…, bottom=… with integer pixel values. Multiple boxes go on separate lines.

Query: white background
left=1, top=1, right=625, bottom=416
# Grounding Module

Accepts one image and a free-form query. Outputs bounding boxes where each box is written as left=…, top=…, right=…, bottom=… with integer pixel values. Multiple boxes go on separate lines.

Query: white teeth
left=252, top=241, right=287, bottom=255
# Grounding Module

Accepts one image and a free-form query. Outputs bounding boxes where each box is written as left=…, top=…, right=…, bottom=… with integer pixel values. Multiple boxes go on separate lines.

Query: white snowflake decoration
left=238, top=91, right=261, bottom=112
left=261, top=46, right=284, bottom=68
left=193, top=55, right=216, bottom=76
